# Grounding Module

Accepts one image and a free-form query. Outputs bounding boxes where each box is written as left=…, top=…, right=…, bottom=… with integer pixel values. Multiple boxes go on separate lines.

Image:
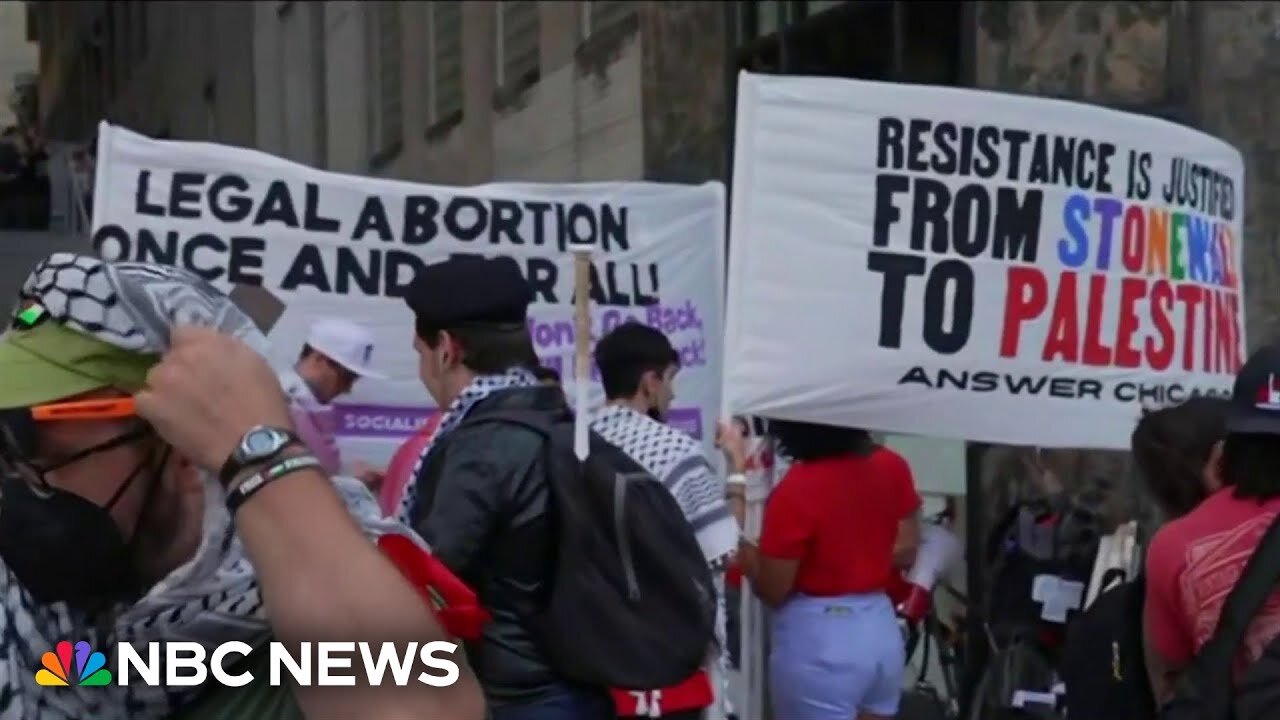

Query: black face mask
left=0, top=434, right=162, bottom=610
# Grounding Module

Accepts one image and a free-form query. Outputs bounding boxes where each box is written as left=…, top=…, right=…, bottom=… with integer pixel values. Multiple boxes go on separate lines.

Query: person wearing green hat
left=0, top=253, right=484, bottom=720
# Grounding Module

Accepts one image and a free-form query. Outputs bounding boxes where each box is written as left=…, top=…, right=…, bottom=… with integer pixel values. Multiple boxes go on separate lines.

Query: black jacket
left=409, top=384, right=564, bottom=705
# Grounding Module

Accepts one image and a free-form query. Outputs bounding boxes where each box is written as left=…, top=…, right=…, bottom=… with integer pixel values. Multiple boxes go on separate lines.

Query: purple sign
left=335, top=404, right=705, bottom=441
left=666, top=408, right=704, bottom=439
left=336, top=404, right=436, bottom=439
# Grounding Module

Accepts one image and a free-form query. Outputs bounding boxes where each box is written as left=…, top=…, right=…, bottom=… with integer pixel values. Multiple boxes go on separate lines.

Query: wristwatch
left=218, top=425, right=301, bottom=487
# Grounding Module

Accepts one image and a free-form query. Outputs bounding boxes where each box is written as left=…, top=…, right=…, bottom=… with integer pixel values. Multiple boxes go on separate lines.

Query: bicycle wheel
left=966, top=654, right=1066, bottom=720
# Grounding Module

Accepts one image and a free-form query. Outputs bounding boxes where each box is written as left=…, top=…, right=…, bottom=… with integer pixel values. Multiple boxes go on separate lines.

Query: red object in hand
left=377, top=534, right=491, bottom=640
left=896, top=584, right=932, bottom=623
left=886, top=570, right=912, bottom=605
left=726, top=560, right=744, bottom=589
left=887, top=570, right=931, bottom=623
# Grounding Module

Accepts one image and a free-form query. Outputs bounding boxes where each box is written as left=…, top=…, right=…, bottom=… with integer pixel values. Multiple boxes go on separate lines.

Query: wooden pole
left=573, top=250, right=592, bottom=460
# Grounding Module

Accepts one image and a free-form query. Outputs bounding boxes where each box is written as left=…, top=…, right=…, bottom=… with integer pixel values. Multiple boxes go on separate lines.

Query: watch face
left=242, top=427, right=286, bottom=458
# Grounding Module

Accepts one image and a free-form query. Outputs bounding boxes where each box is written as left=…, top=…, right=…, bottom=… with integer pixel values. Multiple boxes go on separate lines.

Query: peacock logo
left=35, top=640, right=113, bottom=687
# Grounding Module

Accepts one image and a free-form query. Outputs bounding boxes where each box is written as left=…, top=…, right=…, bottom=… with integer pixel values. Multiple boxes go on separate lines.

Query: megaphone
left=894, top=523, right=961, bottom=622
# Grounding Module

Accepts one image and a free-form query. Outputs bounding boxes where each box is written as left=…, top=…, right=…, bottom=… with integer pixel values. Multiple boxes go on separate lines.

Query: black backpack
left=1061, top=570, right=1156, bottom=720
left=1160, top=512, right=1280, bottom=720
left=447, top=407, right=717, bottom=690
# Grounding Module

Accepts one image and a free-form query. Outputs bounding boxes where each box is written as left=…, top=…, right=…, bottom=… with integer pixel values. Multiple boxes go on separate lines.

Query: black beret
left=405, top=255, right=534, bottom=328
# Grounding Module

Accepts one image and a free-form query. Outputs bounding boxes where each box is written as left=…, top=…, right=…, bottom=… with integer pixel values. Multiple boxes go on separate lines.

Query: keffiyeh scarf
left=395, top=366, right=539, bottom=525
left=0, top=253, right=418, bottom=720
left=590, top=405, right=738, bottom=563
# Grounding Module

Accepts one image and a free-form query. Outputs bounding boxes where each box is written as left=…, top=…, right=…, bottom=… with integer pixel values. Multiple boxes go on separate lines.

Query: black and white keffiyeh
left=0, top=253, right=418, bottom=720
left=395, top=367, right=539, bottom=524
left=591, top=405, right=738, bottom=564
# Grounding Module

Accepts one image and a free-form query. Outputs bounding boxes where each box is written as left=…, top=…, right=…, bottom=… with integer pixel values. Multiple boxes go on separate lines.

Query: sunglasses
left=28, top=398, right=136, bottom=422
left=0, top=399, right=140, bottom=472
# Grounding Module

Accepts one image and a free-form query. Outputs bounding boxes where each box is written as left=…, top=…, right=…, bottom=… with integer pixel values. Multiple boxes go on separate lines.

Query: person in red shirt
left=735, top=420, right=921, bottom=720
left=1144, top=345, right=1280, bottom=704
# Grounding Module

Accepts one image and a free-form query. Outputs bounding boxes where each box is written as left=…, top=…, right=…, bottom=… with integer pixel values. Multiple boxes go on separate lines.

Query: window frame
left=366, top=1, right=404, bottom=167
left=581, top=1, right=637, bottom=40
left=494, top=0, right=540, bottom=93
left=425, top=0, right=464, bottom=136
left=134, top=2, right=148, bottom=60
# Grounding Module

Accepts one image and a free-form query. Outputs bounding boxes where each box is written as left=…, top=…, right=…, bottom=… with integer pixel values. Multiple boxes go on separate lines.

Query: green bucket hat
left=0, top=306, right=158, bottom=410
left=0, top=252, right=266, bottom=411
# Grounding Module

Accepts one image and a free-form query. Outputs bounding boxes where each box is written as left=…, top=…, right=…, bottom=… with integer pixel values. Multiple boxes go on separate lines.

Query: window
left=102, top=10, right=117, bottom=98
left=496, top=1, right=539, bottom=90
left=204, top=80, right=217, bottom=139
left=367, top=2, right=403, bottom=162
left=426, top=1, right=463, bottom=128
left=734, top=1, right=960, bottom=84
left=86, top=21, right=105, bottom=117
left=734, top=1, right=788, bottom=72
left=111, top=3, right=131, bottom=92
left=804, top=1, right=845, bottom=17
left=736, top=1, right=785, bottom=45
left=581, top=1, right=636, bottom=39
left=134, top=2, right=148, bottom=60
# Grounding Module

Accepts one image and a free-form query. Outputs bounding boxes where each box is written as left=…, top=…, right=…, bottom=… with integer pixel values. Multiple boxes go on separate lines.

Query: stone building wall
left=639, top=1, right=730, bottom=183
left=642, top=0, right=1280, bottom=579
left=972, top=1, right=1280, bottom=548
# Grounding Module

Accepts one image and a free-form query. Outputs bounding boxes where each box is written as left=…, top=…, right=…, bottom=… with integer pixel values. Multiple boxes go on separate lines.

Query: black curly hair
left=769, top=419, right=876, bottom=461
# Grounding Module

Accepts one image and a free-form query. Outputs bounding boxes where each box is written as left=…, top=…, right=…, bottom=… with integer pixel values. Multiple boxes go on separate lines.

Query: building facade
left=251, top=1, right=646, bottom=183
left=0, top=1, right=37, bottom=129
left=29, top=1, right=255, bottom=146
left=29, top=0, right=1280, bottom=504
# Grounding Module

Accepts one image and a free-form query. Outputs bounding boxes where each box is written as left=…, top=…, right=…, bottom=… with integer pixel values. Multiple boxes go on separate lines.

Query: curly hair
left=769, top=419, right=876, bottom=462
left=1130, top=397, right=1229, bottom=518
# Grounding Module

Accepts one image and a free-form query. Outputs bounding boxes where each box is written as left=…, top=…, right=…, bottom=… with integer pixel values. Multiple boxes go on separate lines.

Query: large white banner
left=725, top=73, right=1246, bottom=449
left=91, top=123, right=725, bottom=466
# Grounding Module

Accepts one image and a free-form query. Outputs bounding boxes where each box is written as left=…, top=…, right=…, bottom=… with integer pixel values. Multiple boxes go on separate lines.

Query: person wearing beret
left=396, top=256, right=612, bottom=720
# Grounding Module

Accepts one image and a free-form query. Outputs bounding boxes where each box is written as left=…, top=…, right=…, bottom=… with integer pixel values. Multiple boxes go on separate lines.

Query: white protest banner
left=90, top=123, right=725, bottom=465
left=725, top=73, right=1246, bottom=449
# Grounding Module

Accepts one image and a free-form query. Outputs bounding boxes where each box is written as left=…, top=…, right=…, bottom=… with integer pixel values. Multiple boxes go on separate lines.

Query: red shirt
left=1145, top=488, right=1280, bottom=671
left=758, top=447, right=921, bottom=596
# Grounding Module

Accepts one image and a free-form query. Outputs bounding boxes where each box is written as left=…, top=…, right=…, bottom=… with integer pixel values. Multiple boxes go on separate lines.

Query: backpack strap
left=1187, top=509, right=1280, bottom=716
left=1097, top=567, right=1129, bottom=596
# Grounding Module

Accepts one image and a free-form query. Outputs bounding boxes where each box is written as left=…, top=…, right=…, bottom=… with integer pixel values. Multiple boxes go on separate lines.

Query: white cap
left=305, top=318, right=386, bottom=379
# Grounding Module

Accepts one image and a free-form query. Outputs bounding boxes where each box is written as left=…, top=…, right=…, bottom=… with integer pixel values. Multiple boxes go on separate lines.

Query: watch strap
left=217, top=426, right=301, bottom=487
